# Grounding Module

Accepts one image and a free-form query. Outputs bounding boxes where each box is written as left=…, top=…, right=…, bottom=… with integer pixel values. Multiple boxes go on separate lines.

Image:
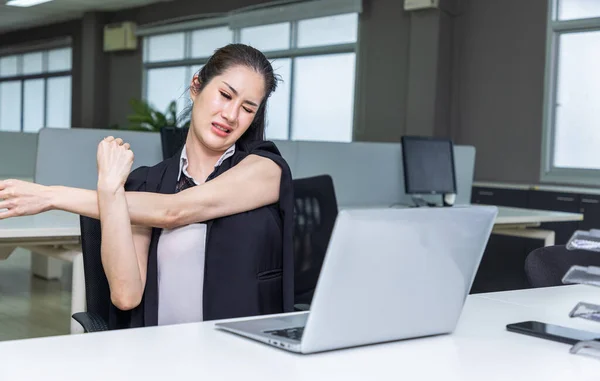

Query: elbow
left=111, top=290, right=142, bottom=311
left=163, top=206, right=181, bottom=230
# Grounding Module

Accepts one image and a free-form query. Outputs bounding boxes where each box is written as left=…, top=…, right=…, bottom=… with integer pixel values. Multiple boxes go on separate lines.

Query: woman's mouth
left=212, top=123, right=232, bottom=137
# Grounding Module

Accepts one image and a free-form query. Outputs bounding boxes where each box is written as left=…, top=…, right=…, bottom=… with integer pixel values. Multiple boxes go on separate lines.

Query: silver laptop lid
left=300, top=205, right=497, bottom=353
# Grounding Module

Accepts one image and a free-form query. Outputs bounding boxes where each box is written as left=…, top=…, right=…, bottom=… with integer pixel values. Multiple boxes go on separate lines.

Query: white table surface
left=0, top=285, right=598, bottom=381
left=344, top=204, right=583, bottom=226
left=0, top=210, right=80, bottom=239
left=494, top=206, right=583, bottom=225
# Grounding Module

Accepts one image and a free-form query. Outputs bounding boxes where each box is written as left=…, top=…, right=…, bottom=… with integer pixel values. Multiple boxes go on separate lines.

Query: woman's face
left=189, top=65, right=266, bottom=153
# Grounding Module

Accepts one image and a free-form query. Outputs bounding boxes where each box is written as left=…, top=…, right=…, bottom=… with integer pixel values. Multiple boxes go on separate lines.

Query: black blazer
left=108, top=140, right=295, bottom=329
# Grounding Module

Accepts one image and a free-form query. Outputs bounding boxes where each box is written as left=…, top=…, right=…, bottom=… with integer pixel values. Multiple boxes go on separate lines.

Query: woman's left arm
left=0, top=155, right=282, bottom=229
left=158, top=154, right=282, bottom=227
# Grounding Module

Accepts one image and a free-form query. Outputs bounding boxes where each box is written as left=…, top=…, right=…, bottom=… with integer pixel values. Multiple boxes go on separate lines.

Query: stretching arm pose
left=0, top=45, right=286, bottom=311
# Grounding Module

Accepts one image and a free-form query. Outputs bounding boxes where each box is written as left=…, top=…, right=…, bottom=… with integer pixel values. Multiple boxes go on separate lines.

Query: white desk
left=344, top=204, right=583, bottom=246
left=492, top=206, right=583, bottom=246
left=0, top=285, right=598, bottom=381
left=0, top=211, right=84, bottom=334
left=0, top=205, right=583, bottom=336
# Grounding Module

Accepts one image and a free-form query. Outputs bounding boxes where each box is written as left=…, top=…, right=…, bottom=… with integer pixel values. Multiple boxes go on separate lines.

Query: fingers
left=0, top=189, right=11, bottom=200
left=0, top=208, right=17, bottom=220
left=103, top=136, right=130, bottom=149
left=0, top=199, right=16, bottom=219
left=0, top=179, right=14, bottom=191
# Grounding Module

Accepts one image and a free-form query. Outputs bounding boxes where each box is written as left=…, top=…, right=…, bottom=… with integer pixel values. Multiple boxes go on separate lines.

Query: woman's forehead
left=215, top=66, right=265, bottom=94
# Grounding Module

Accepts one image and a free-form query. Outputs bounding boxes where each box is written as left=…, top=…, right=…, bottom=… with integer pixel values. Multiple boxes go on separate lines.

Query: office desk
left=344, top=204, right=583, bottom=246
left=0, top=285, right=598, bottom=381
left=0, top=211, right=83, bottom=334
left=492, top=206, right=583, bottom=246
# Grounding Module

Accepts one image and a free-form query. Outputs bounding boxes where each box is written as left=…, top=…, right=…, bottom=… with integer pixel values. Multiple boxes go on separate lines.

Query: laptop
left=215, top=205, right=498, bottom=354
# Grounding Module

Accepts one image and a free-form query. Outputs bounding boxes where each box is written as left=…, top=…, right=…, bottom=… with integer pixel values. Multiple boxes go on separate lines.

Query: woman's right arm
left=96, top=138, right=151, bottom=311
left=99, top=186, right=151, bottom=310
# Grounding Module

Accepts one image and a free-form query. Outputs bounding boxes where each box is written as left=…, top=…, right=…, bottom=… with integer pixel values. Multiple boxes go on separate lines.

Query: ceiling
left=0, top=0, right=174, bottom=34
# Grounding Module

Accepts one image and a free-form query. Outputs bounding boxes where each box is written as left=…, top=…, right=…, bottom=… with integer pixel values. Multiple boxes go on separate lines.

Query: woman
left=0, top=44, right=295, bottom=329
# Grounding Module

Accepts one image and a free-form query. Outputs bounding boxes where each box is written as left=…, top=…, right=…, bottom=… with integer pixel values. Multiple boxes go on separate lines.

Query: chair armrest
left=294, top=303, right=310, bottom=311
left=72, top=312, right=109, bottom=333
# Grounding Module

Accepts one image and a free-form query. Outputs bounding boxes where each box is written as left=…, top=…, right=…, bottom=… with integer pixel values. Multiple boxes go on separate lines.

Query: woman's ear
left=190, top=75, right=201, bottom=97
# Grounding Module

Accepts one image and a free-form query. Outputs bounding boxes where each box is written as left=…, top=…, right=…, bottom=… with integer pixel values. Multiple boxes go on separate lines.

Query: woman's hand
left=0, top=179, right=53, bottom=219
left=97, top=136, right=135, bottom=194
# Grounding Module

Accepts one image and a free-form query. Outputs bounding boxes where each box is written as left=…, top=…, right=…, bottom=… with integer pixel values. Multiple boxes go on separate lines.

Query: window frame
left=541, top=0, right=600, bottom=185
left=0, top=42, right=72, bottom=133
left=140, top=0, right=361, bottom=142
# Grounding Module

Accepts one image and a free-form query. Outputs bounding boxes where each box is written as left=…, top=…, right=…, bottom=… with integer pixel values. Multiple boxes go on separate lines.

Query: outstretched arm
left=0, top=155, right=282, bottom=229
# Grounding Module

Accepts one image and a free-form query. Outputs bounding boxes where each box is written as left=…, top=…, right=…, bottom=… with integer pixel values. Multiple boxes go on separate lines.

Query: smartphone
left=506, top=321, right=600, bottom=345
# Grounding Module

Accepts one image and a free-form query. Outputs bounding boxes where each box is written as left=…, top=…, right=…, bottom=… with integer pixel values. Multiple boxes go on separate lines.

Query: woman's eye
left=243, top=107, right=254, bottom=114
left=220, top=91, right=231, bottom=99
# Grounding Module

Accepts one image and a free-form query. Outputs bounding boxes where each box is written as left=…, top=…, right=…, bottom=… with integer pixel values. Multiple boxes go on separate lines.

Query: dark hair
left=182, top=43, right=279, bottom=148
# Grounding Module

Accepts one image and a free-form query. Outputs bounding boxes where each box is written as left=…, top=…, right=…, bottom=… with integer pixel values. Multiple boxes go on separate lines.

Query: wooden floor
left=0, top=249, right=71, bottom=342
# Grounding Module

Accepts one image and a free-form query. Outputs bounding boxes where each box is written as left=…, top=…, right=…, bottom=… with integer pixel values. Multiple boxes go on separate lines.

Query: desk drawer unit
left=471, top=187, right=528, bottom=208
left=528, top=190, right=580, bottom=245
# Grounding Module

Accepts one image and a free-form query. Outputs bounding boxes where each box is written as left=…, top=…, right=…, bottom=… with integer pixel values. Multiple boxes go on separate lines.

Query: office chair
left=71, top=216, right=111, bottom=332
left=292, top=175, right=339, bottom=310
left=524, top=245, right=600, bottom=288
left=160, top=126, right=189, bottom=160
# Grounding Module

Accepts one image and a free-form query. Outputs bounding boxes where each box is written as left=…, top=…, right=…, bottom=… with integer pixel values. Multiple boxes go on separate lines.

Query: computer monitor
left=401, top=136, right=456, bottom=206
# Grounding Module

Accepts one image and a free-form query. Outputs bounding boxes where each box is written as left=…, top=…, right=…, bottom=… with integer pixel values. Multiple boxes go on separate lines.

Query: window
left=542, top=0, right=600, bottom=184
left=142, top=7, right=359, bottom=142
left=143, top=28, right=232, bottom=123
left=0, top=46, right=72, bottom=132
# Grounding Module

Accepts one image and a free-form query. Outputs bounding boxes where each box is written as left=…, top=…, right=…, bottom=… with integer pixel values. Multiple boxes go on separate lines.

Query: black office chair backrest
left=292, top=175, right=338, bottom=306
left=525, top=245, right=600, bottom=287
left=79, top=216, right=112, bottom=324
left=160, top=126, right=189, bottom=160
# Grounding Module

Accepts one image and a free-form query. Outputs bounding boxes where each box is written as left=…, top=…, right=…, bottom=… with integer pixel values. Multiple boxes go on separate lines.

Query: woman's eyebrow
left=222, top=81, right=259, bottom=107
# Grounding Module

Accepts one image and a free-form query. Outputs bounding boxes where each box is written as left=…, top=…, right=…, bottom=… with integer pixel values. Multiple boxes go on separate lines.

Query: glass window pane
left=48, top=48, right=72, bottom=72
left=297, top=14, right=358, bottom=48
left=553, top=31, right=600, bottom=169
left=191, top=27, right=233, bottom=58
left=0, top=55, right=19, bottom=77
left=146, top=33, right=185, bottom=62
left=46, top=76, right=71, bottom=128
left=23, top=79, right=45, bottom=133
left=146, top=67, right=188, bottom=120
left=559, top=0, right=600, bottom=20
left=23, top=52, right=43, bottom=75
left=189, top=64, right=203, bottom=78
left=291, top=53, right=355, bottom=142
left=0, top=81, right=22, bottom=131
left=241, top=23, right=290, bottom=52
left=265, top=58, right=291, bottom=140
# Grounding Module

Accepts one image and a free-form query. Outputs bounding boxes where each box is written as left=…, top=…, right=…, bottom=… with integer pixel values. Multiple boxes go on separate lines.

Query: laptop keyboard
left=265, top=327, right=304, bottom=341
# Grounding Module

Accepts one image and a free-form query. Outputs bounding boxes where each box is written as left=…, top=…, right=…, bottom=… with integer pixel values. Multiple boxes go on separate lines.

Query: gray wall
left=0, top=131, right=38, bottom=179
left=452, top=0, right=548, bottom=183
left=353, top=0, right=411, bottom=142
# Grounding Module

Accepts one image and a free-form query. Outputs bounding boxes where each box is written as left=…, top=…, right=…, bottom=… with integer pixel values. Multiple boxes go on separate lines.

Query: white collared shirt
left=177, top=143, right=236, bottom=185
left=156, top=143, right=235, bottom=326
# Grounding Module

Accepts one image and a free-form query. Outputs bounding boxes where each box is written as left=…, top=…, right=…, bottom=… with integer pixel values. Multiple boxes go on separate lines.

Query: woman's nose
left=221, top=103, right=238, bottom=122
